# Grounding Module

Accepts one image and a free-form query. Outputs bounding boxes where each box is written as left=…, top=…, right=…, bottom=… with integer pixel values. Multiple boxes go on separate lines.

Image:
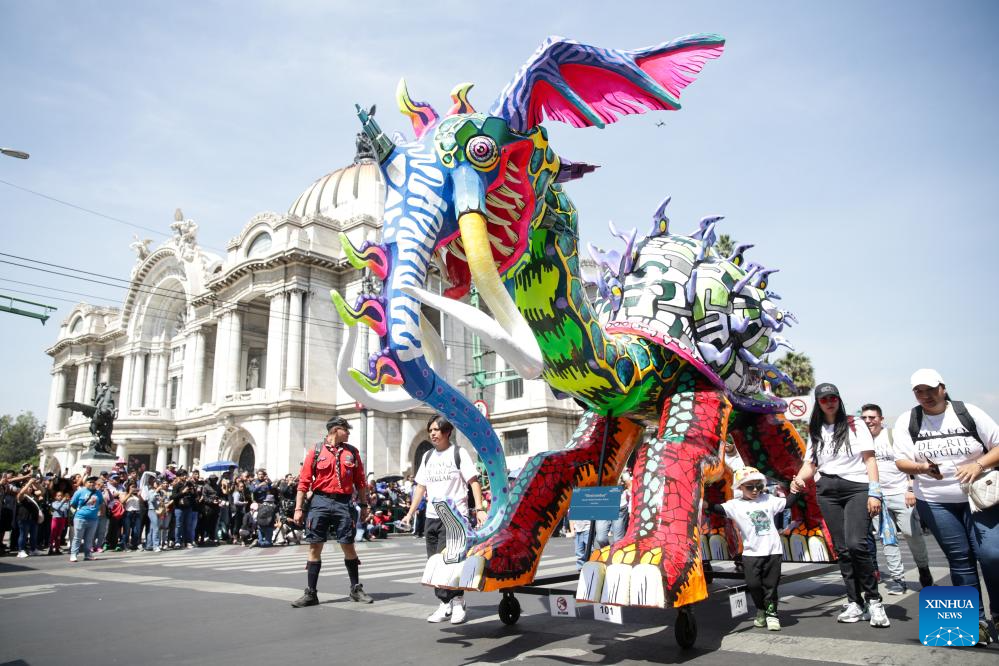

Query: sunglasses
left=818, top=396, right=840, bottom=403
left=742, top=484, right=765, bottom=492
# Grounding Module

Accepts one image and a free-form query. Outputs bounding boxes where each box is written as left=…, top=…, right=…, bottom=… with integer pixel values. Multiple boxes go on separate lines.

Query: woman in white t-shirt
left=791, top=383, right=888, bottom=628
left=893, top=369, right=999, bottom=644
left=400, top=415, right=487, bottom=626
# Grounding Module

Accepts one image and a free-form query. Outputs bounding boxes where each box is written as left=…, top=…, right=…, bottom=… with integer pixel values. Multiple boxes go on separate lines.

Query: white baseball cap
left=910, top=368, right=944, bottom=389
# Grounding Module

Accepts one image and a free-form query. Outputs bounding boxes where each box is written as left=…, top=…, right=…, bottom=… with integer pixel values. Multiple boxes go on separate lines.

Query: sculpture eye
left=758, top=279, right=767, bottom=290
left=466, top=135, right=499, bottom=169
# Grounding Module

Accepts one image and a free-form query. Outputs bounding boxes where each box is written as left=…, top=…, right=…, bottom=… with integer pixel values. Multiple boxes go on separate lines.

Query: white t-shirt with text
left=872, top=429, right=909, bottom=496
left=414, top=444, right=479, bottom=520
left=893, top=403, right=999, bottom=504
left=803, top=419, right=875, bottom=484
left=720, top=494, right=787, bottom=557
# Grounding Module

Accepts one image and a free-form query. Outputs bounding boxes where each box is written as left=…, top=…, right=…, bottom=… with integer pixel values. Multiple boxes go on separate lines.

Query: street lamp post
left=1, top=147, right=30, bottom=160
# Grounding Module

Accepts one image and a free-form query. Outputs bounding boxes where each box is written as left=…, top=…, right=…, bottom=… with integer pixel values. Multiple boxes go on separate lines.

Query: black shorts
left=304, top=494, right=356, bottom=545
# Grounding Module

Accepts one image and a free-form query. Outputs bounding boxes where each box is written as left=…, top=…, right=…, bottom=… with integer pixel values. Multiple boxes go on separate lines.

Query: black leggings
left=743, top=554, right=782, bottom=612
left=816, top=474, right=881, bottom=605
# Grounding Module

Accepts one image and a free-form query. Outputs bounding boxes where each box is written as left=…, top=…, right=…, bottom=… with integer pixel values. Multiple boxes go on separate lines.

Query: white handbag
left=961, top=469, right=999, bottom=513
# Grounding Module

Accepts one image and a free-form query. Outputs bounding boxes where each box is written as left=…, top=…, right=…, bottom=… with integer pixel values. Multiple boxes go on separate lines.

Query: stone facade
left=39, top=155, right=582, bottom=478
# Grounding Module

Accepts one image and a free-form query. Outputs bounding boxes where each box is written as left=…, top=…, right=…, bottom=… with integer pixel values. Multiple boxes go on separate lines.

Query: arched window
left=247, top=232, right=272, bottom=258
left=238, top=444, right=256, bottom=474
left=69, top=316, right=83, bottom=334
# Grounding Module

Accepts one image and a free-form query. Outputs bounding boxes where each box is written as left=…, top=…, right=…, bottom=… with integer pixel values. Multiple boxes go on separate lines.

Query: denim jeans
left=17, top=519, right=37, bottom=552
left=257, top=525, right=274, bottom=547
left=611, top=506, right=629, bottom=545
left=872, top=492, right=930, bottom=580
left=123, top=512, right=142, bottom=548
left=573, top=521, right=612, bottom=569
left=146, top=510, right=161, bottom=550
left=95, top=514, right=109, bottom=549
left=816, top=474, right=881, bottom=605
left=71, top=518, right=98, bottom=557
left=174, top=507, right=197, bottom=545
left=916, top=499, right=999, bottom=621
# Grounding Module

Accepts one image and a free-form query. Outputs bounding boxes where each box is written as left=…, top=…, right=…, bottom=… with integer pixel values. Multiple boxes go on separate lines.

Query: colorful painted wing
left=491, top=34, right=725, bottom=133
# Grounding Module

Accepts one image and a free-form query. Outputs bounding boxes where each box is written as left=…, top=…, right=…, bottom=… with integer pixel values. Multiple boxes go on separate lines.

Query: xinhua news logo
left=919, top=586, right=978, bottom=647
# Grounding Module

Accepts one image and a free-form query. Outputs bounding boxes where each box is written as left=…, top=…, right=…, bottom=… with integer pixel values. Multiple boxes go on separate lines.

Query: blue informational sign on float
left=569, top=486, right=622, bottom=521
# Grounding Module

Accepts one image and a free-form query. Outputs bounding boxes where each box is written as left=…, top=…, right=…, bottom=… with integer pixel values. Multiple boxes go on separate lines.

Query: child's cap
left=733, top=467, right=767, bottom=488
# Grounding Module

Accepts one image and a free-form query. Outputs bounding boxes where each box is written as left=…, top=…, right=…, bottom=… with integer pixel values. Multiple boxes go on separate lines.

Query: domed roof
left=288, top=157, right=385, bottom=222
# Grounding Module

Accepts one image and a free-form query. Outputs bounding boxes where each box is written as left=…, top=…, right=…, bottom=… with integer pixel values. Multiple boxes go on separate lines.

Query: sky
left=2, top=1, right=998, bottom=426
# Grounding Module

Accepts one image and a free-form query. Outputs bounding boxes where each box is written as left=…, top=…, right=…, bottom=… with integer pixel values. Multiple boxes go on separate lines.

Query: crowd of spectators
left=0, top=461, right=417, bottom=558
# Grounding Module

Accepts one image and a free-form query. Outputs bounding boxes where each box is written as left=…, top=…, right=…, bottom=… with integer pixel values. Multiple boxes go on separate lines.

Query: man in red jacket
left=291, top=415, right=374, bottom=607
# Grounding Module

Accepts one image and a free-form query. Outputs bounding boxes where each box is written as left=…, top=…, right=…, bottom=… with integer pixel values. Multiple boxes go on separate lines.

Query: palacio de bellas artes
left=37, top=140, right=583, bottom=479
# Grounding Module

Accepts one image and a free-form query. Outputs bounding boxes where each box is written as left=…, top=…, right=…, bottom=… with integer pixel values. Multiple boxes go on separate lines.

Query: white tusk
left=336, top=318, right=422, bottom=412
left=401, top=285, right=543, bottom=379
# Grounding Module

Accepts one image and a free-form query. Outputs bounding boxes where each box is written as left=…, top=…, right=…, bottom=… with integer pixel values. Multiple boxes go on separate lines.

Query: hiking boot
left=918, top=566, right=934, bottom=588
left=837, top=602, right=866, bottom=623
left=766, top=614, right=781, bottom=631
left=753, top=610, right=767, bottom=628
left=349, top=583, right=373, bottom=604
left=868, top=601, right=890, bottom=628
left=884, top=578, right=907, bottom=595
left=291, top=588, right=318, bottom=608
left=450, top=598, right=467, bottom=624
left=427, top=601, right=452, bottom=623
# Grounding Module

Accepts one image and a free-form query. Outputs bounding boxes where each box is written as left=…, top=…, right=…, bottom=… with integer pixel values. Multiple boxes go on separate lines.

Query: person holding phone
left=893, top=369, right=999, bottom=646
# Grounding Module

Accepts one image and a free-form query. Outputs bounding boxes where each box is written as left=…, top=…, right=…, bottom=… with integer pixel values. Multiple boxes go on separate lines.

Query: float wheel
left=498, top=594, right=521, bottom=625
left=675, top=606, right=697, bottom=649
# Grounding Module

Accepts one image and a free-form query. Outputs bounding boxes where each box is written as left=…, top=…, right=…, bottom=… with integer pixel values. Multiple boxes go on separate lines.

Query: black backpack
left=907, top=401, right=985, bottom=451
left=256, top=501, right=276, bottom=526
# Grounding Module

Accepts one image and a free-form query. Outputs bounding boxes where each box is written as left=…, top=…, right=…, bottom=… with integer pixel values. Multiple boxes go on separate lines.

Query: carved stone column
left=117, top=354, right=133, bottom=413
left=131, top=352, right=147, bottom=409
left=192, top=329, right=206, bottom=405
left=285, top=290, right=303, bottom=390
left=116, top=440, right=127, bottom=461
left=212, top=318, right=228, bottom=402
left=155, top=440, right=169, bottom=472
left=82, top=360, right=97, bottom=405
left=156, top=351, right=170, bottom=408
left=73, top=364, right=87, bottom=403
left=265, top=291, right=286, bottom=396
left=178, top=440, right=190, bottom=469
left=227, top=310, right=243, bottom=395
left=46, top=368, right=66, bottom=433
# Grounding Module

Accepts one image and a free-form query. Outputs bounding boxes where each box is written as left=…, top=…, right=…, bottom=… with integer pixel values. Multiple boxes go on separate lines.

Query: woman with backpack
left=791, top=383, right=889, bottom=628
left=893, top=369, right=999, bottom=646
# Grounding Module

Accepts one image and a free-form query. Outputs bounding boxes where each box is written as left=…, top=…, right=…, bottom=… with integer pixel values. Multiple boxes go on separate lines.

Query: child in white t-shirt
left=708, top=466, right=797, bottom=631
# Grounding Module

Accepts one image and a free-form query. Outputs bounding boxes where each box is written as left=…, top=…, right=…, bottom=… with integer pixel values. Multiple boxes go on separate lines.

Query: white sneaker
left=868, top=601, right=890, bottom=627
left=69, top=554, right=78, bottom=562
left=427, top=601, right=452, bottom=623
left=153, top=547, right=162, bottom=552
left=837, top=602, right=865, bottom=623
left=17, top=551, right=28, bottom=558
left=30, top=550, right=42, bottom=556
left=450, top=598, right=467, bottom=624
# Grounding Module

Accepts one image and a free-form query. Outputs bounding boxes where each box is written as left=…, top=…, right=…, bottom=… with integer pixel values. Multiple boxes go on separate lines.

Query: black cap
left=814, top=382, right=840, bottom=399
left=326, top=415, right=351, bottom=431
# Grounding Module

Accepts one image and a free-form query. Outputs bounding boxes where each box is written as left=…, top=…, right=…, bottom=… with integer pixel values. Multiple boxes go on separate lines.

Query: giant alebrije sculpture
left=332, top=34, right=832, bottom=609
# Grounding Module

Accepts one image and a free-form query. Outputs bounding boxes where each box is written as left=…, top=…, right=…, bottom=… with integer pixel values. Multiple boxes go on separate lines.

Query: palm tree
left=715, top=234, right=735, bottom=258
left=774, top=352, right=815, bottom=398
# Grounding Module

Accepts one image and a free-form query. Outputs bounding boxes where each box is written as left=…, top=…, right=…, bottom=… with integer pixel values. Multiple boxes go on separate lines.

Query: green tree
left=774, top=352, right=815, bottom=398
left=715, top=233, right=735, bottom=258
left=0, top=412, right=44, bottom=467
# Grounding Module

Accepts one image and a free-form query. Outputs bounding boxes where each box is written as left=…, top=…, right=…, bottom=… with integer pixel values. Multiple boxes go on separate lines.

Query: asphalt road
left=0, top=533, right=995, bottom=666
